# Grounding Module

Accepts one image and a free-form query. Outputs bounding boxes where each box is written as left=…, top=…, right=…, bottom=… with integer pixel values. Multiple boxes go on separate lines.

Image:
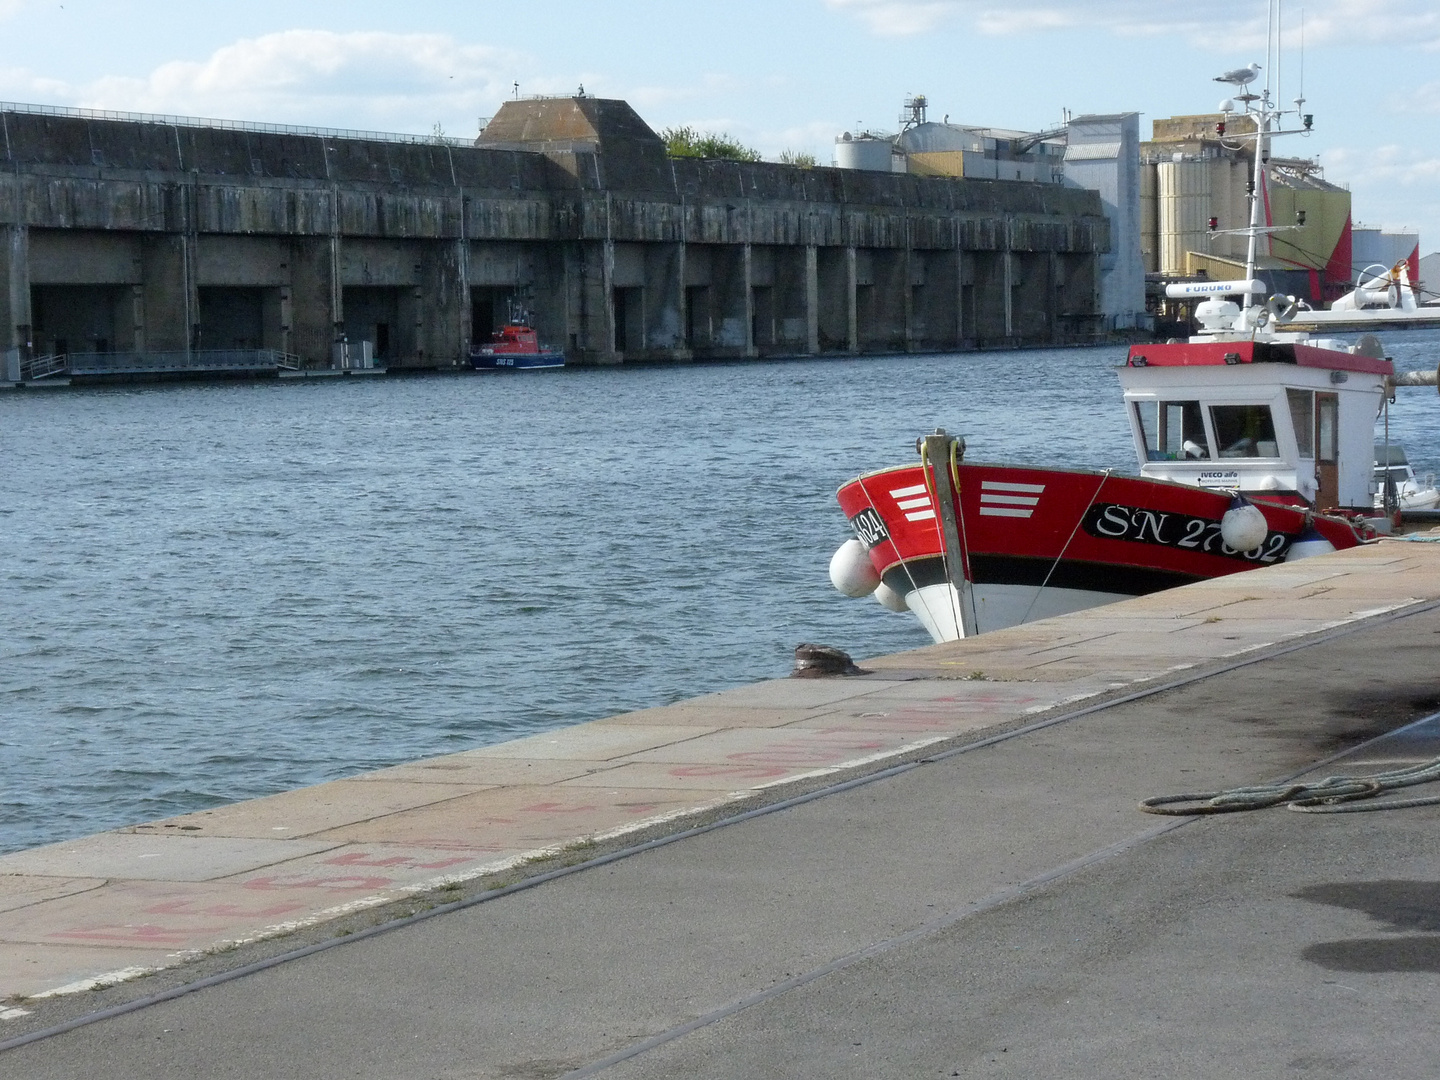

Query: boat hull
left=469, top=351, right=565, bottom=370
left=838, top=461, right=1366, bottom=642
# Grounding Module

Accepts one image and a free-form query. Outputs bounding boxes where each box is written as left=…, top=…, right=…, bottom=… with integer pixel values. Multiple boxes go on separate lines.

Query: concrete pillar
left=903, top=234, right=915, bottom=353
left=761, top=246, right=807, bottom=356
left=676, top=242, right=690, bottom=359
left=601, top=238, right=618, bottom=363
left=182, top=175, right=200, bottom=355
left=416, top=239, right=465, bottom=368
left=970, top=251, right=1007, bottom=345
left=1, top=223, right=32, bottom=371
left=329, top=234, right=343, bottom=343
left=643, top=242, right=684, bottom=356
left=805, top=245, right=819, bottom=355
left=1047, top=252, right=1060, bottom=344
left=682, top=243, right=712, bottom=356
left=846, top=246, right=858, bottom=354
left=328, top=185, right=343, bottom=355
left=458, top=198, right=472, bottom=362
left=956, top=248, right=965, bottom=345
left=906, top=249, right=956, bottom=352
left=1055, top=252, right=1096, bottom=342
left=814, top=246, right=850, bottom=353
left=289, top=237, right=336, bottom=365
left=524, top=240, right=569, bottom=361
left=570, top=240, right=613, bottom=363
left=705, top=245, right=749, bottom=357
left=140, top=234, right=190, bottom=352
left=958, top=250, right=976, bottom=348
left=860, top=249, right=906, bottom=353
left=278, top=286, right=293, bottom=356
left=129, top=284, right=144, bottom=355
left=1003, top=250, right=1014, bottom=341
left=742, top=243, right=756, bottom=359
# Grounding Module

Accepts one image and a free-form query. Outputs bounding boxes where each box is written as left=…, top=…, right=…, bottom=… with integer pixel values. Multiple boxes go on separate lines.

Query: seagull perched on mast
left=1214, top=62, right=1262, bottom=87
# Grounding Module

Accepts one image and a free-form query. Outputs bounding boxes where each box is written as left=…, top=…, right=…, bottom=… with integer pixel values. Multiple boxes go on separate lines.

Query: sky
left=0, top=0, right=1436, bottom=255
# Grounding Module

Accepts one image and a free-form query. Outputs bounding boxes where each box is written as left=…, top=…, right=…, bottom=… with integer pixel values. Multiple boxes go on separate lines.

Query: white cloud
left=826, top=0, right=1440, bottom=49
left=1326, top=144, right=1440, bottom=188
left=0, top=30, right=536, bottom=137
left=625, top=73, right=747, bottom=112
left=1395, top=81, right=1440, bottom=115
left=824, top=0, right=962, bottom=36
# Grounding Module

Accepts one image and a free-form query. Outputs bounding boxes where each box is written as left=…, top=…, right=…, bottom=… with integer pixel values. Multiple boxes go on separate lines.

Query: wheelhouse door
left=1315, top=392, right=1339, bottom=509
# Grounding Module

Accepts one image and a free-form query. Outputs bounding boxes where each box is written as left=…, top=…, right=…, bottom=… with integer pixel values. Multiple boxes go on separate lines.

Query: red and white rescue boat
left=470, top=320, right=565, bottom=371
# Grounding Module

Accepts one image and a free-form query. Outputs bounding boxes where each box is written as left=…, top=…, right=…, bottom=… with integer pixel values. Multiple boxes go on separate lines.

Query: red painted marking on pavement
left=145, top=899, right=309, bottom=919
left=323, top=852, right=472, bottom=870
left=725, top=749, right=842, bottom=765
left=52, top=924, right=193, bottom=944
left=810, top=736, right=887, bottom=749
left=388, top=838, right=514, bottom=853
left=241, top=874, right=393, bottom=892
left=724, top=737, right=886, bottom=766
left=668, top=765, right=790, bottom=779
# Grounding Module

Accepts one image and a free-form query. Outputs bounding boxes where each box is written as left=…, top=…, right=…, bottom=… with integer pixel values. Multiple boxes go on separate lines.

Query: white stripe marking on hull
left=980, top=481, right=1045, bottom=494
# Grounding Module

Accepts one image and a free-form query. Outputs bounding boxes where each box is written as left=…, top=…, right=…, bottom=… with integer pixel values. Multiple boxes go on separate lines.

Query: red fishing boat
left=828, top=65, right=1430, bottom=642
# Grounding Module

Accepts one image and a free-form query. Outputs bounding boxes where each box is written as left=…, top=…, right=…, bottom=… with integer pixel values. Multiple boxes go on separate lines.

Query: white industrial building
left=833, top=100, right=1146, bottom=332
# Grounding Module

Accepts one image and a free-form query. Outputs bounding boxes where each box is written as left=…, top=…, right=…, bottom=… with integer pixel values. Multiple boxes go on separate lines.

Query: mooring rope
left=1019, top=468, right=1111, bottom=627
left=1140, top=755, right=1440, bottom=815
left=855, top=472, right=927, bottom=611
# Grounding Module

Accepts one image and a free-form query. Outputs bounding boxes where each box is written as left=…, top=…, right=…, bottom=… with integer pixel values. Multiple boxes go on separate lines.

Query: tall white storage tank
left=835, top=134, right=896, bottom=172
left=1140, top=164, right=1158, bottom=273
left=1158, top=159, right=1211, bottom=274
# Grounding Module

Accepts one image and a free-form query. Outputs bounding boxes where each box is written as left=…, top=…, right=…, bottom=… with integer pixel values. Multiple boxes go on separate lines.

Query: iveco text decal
left=1196, top=471, right=1242, bottom=487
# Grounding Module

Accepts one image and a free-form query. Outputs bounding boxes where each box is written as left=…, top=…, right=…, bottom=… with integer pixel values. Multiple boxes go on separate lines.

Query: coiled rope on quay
left=1140, top=756, right=1440, bottom=815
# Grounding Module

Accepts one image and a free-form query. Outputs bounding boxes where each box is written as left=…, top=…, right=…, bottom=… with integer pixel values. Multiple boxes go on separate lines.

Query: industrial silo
left=835, top=132, right=898, bottom=172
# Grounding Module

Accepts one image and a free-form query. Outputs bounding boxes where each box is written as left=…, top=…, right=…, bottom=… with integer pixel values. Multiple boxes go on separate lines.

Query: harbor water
left=4, top=331, right=1438, bottom=854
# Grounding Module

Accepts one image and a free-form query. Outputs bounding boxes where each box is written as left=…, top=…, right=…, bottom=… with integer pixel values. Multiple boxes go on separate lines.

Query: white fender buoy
left=830, top=538, right=880, bottom=597
left=1220, top=498, right=1268, bottom=552
left=874, top=581, right=908, bottom=612
left=1284, top=526, right=1336, bottom=561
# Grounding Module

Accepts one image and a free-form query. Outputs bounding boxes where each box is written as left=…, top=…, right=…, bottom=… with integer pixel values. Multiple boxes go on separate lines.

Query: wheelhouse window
left=1210, top=404, right=1279, bottom=458
left=1286, top=389, right=1314, bottom=457
left=1317, top=396, right=1338, bottom=464
left=1135, top=400, right=1210, bottom=460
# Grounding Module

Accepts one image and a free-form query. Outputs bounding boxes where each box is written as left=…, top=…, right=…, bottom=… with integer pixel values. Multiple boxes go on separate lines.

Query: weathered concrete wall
left=1, top=104, right=1110, bottom=368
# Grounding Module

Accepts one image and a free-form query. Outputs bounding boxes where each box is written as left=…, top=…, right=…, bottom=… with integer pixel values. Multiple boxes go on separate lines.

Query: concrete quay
left=4, top=538, right=1440, bottom=1076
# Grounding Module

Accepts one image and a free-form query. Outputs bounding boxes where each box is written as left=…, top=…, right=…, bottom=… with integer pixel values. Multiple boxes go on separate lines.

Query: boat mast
left=1237, top=0, right=1279, bottom=329
left=1242, top=93, right=1269, bottom=305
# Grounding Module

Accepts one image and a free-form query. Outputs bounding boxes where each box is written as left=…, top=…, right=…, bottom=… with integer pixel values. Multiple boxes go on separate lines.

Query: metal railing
left=64, top=349, right=286, bottom=375
left=19, top=353, right=67, bottom=380
left=0, top=100, right=475, bottom=148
